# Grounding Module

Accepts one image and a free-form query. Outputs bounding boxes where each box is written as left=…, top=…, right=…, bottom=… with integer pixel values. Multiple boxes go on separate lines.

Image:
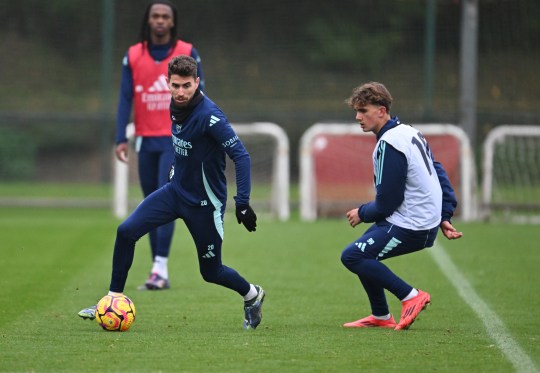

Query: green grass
left=0, top=182, right=143, bottom=199
left=0, top=206, right=539, bottom=372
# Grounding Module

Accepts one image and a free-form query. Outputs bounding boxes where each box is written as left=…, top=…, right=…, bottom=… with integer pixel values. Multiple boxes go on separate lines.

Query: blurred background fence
left=0, top=0, right=539, bottom=203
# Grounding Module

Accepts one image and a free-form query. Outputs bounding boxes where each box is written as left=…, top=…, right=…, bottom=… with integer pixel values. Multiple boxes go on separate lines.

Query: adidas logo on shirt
left=209, top=115, right=220, bottom=127
left=137, top=74, right=171, bottom=110
left=135, top=74, right=169, bottom=93
left=148, top=74, right=169, bottom=92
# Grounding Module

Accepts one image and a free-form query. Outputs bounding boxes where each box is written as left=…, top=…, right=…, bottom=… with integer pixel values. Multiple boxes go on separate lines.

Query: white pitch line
left=430, top=242, right=539, bottom=373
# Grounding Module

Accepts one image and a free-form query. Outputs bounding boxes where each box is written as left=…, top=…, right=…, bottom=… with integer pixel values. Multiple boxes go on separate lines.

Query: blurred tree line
left=0, top=0, right=539, bottom=181
left=2, top=0, right=538, bottom=68
left=1, top=0, right=539, bottom=116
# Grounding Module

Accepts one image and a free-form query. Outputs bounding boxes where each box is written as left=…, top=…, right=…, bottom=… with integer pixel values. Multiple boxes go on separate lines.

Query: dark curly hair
left=168, top=55, right=198, bottom=79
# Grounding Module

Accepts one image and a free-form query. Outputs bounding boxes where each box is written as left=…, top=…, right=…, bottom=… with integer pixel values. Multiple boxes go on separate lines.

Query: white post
left=113, top=123, right=135, bottom=218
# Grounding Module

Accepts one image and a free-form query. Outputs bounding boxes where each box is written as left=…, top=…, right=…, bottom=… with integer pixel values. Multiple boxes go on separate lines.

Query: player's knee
left=341, top=248, right=352, bottom=268
left=341, top=246, right=362, bottom=271
left=116, top=222, right=137, bottom=241
left=200, top=269, right=220, bottom=284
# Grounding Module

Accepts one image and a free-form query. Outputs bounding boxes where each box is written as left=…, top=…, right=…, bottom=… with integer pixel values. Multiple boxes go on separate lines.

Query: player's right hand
left=115, top=143, right=129, bottom=163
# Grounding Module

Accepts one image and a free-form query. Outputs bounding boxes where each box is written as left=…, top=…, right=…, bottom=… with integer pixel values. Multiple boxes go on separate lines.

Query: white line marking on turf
left=430, top=241, right=539, bottom=373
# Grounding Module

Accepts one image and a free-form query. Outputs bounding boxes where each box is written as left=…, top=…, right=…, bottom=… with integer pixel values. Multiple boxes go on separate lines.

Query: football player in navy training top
left=340, top=82, right=462, bottom=330
left=79, top=55, right=265, bottom=330
left=114, top=0, right=205, bottom=292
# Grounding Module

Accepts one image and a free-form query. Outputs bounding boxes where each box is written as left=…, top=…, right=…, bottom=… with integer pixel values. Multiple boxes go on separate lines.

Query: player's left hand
left=440, top=220, right=463, bottom=240
left=236, top=204, right=257, bottom=232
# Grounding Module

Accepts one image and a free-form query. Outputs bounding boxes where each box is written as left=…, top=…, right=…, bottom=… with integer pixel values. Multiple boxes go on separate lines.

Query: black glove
left=236, top=204, right=257, bottom=232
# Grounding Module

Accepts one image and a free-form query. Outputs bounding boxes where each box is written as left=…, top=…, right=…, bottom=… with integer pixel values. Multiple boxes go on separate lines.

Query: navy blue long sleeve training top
left=169, top=90, right=251, bottom=209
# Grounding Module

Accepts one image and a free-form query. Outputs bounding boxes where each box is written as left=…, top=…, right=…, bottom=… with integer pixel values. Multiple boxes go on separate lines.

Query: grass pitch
left=0, top=206, right=539, bottom=372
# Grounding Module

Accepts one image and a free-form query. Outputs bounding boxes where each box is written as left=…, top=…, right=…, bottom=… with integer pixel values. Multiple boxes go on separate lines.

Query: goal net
left=300, top=123, right=477, bottom=221
left=114, top=122, right=289, bottom=221
left=482, top=125, right=540, bottom=223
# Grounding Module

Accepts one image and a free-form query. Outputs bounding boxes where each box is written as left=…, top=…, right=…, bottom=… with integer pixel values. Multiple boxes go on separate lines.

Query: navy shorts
left=343, top=220, right=439, bottom=262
